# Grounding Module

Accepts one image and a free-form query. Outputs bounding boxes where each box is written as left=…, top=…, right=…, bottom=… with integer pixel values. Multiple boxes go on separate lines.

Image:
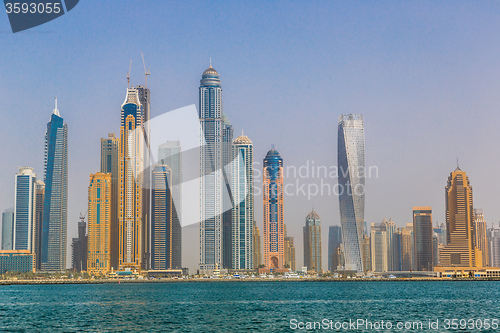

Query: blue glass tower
left=328, top=225, right=342, bottom=271
left=14, top=167, right=37, bottom=251
left=337, top=114, right=365, bottom=273
left=41, top=99, right=68, bottom=271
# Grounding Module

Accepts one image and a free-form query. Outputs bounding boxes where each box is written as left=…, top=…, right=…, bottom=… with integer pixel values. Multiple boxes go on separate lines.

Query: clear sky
left=2, top=1, right=500, bottom=272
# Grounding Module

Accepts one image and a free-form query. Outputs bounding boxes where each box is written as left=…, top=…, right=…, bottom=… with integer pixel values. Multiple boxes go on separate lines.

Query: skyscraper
left=337, top=114, right=365, bottom=273
left=41, top=98, right=68, bottom=271
left=284, top=225, right=296, bottom=272
left=253, top=221, right=262, bottom=268
left=118, top=88, right=144, bottom=271
left=222, top=113, right=234, bottom=269
left=361, top=235, right=371, bottom=272
left=488, top=223, right=500, bottom=267
left=474, top=209, right=489, bottom=267
left=87, top=173, right=111, bottom=276
left=303, top=211, right=322, bottom=273
left=231, top=134, right=254, bottom=270
left=328, top=225, right=342, bottom=272
left=199, top=63, right=224, bottom=272
left=158, top=141, right=182, bottom=269
left=1, top=209, right=14, bottom=251
left=151, top=165, right=174, bottom=270
left=438, top=167, right=482, bottom=268
left=263, top=147, right=284, bottom=269
left=13, top=167, right=37, bottom=252
left=413, top=207, right=433, bottom=271
left=370, top=222, right=388, bottom=272
left=381, top=218, right=397, bottom=271
left=100, top=133, right=119, bottom=270
left=34, top=180, right=45, bottom=270
left=71, top=215, right=87, bottom=272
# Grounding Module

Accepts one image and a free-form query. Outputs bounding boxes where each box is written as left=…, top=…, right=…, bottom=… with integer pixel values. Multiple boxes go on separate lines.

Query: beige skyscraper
left=438, top=167, right=483, bottom=268
left=284, top=225, right=296, bottom=271
left=474, top=209, right=489, bottom=267
left=87, top=173, right=111, bottom=276
left=370, top=222, right=387, bottom=272
left=253, top=222, right=262, bottom=268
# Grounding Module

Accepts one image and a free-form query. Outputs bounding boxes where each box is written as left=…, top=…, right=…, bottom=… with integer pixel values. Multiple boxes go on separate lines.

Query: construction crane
left=127, top=59, right=132, bottom=88
left=141, top=52, right=150, bottom=88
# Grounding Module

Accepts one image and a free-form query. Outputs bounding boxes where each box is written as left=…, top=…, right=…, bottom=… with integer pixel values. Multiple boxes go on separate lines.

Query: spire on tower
left=209, top=57, right=212, bottom=68
left=52, top=97, right=60, bottom=116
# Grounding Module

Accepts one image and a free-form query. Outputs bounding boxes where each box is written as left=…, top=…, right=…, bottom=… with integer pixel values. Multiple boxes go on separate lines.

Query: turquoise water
left=0, top=281, right=499, bottom=332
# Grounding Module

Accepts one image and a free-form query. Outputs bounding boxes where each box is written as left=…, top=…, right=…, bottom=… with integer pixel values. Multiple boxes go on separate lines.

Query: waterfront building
left=1, top=209, right=14, bottom=250
left=41, top=98, right=68, bottom=271
left=337, top=114, right=365, bottom=273
left=87, top=173, right=112, bottom=276
left=263, top=147, right=284, bottom=269
left=71, top=215, right=87, bottom=272
left=328, top=225, right=342, bottom=272
left=284, top=225, right=296, bottom=272
left=158, top=141, right=182, bottom=269
left=474, top=209, right=489, bottom=267
left=437, top=167, right=483, bottom=268
left=231, top=135, right=254, bottom=269
left=199, top=63, right=224, bottom=272
left=381, top=218, right=397, bottom=271
left=100, top=133, right=119, bottom=270
left=401, top=223, right=414, bottom=271
left=488, top=223, right=500, bottom=267
left=303, top=211, right=322, bottom=273
left=222, top=113, right=234, bottom=269
left=361, top=235, right=371, bottom=272
left=34, top=180, right=44, bottom=269
left=0, top=250, right=35, bottom=274
left=13, top=167, right=37, bottom=252
left=413, top=207, right=433, bottom=271
left=118, top=88, right=144, bottom=271
left=151, top=165, right=174, bottom=270
left=370, top=222, right=387, bottom=272
left=253, top=222, right=262, bottom=268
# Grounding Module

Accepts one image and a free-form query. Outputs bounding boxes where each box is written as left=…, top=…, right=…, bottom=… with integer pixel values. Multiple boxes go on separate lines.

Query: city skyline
left=3, top=2, right=500, bottom=273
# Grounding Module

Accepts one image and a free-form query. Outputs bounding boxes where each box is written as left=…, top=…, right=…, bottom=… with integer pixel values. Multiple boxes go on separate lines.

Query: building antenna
left=127, top=60, right=132, bottom=88
left=141, top=52, right=150, bottom=88
left=209, top=57, right=212, bottom=68
left=457, top=158, right=459, bottom=169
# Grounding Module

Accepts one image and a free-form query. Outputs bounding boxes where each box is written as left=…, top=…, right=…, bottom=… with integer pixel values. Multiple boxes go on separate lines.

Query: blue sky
left=2, top=1, right=500, bottom=271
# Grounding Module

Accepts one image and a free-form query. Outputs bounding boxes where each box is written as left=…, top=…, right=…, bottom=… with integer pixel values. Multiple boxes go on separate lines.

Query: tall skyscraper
left=474, top=209, right=489, bottom=267
left=199, top=63, right=224, bottom=272
left=361, top=234, right=371, bottom=272
left=337, top=114, right=365, bottom=273
left=13, top=167, right=37, bottom=252
left=100, top=133, right=119, bottom=270
left=71, top=215, right=87, bottom=272
left=488, top=223, right=500, bottom=267
left=413, top=207, right=433, bottom=271
left=370, top=222, right=387, bottom=272
left=34, top=180, right=45, bottom=270
left=158, top=141, right=182, bottom=269
left=263, top=147, right=284, bottom=269
left=303, top=211, right=322, bottom=273
left=253, top=221, right=262, bottom=269
left=284, top=225, right=296, bottom=272
left=438, top=167, right=482, bottom=268
left=87, top=173, right=112, bottom=276
left=328, top=225, right=342, bottom=272
left=41, top=98, right=68, bottom=271
left=151, top=165, right=174, bottom=270
left=118, top=88, right=144, bottom=271
left=1, top=209, right=14, bottom=251
left=136, top=85, right=151, bottom=271
left=231, top=134, right=254, bottom=270
left=222, top=113, right=234, bottom=269
left=381, top=218, right=397, bottom=271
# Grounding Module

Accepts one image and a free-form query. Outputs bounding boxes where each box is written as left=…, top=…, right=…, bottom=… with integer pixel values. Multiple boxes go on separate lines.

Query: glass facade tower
left=14, top=167, right=37, bottom=252
left=303, top=211, right=322, bottom=273
left=337, top=114, right=365, bottom=273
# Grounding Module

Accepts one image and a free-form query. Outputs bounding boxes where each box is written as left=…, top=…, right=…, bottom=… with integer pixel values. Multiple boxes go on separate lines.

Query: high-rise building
left=13, top=167, right=37, bottom=252
left=100, top=133, right=119, bottom=270
left=263, top=147, right=284, bottom=269
left=284, top=225, right=296, bottom=272
left=1, top=209, right=14, bottom=251
left=87, top=173, right=111, bottom=276
left=41, top=98, right=68, bottom=271
left=397, top=225, right=414, bottom=271
left=222, top=113, right=234, bottom=269
left=361, top=234, right=371, bottom=272
left=488, top=223, right=500, bottom=267
left=253, top=222, right=262, bottom=268
left=328, top=225, right=342, bottom=272
left=370, top=222, right=387, bottom=272
left=136, top=85, right=151, bottom=271
left=433, top=222, right=447, bottom=246
left=303, top=211, right=322, bottom=273
left=151, top=165, right=174, bottom=270
left=231, top=135, right=254, bottom=270
left=71, top=215, right=87, bottom=272
left=337, top=114, right=365, bottom=273
left=34, top=180, right=44, bottom=270
left=438, top=167, right=482, bottom=268
left=474, top=209, right=489, bottom=267
left=432, top=234, right=439, bottom=267
left=118, top=88, right=144, bottom=271
left=381, top=218, right=396, bottom=271
left=158, top=141, right=182, bottom=269
left=392, top=231, right=402, bottom=271
left=413, top=207, right=433, bottom=271
left=199, top=64, right=224, bottom=272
